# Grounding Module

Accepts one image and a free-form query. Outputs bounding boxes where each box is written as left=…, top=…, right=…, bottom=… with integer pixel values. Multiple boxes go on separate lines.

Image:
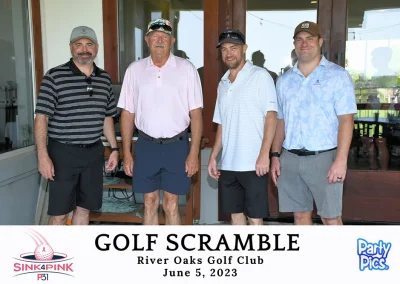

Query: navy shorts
left=132, top=132, right=190, bottom=195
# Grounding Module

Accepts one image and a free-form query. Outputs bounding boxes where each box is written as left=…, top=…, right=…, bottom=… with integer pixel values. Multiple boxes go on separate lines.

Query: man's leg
left=218, top=171, right=246, bottom=225
left=321, top=216, right=343, bottom=225
left=277, top=150, right=314, bottom=224
left=231, top=213, right=247, bottom=225
left=76, top=142, right=105, bottom=225
left=163, top=191, right=180, bottom=225
left=48, top=214, right=68, bottom=225
left=144, top=191, right=160, bottom=225
left=302, top=150, right=343, bottom=226
left=247, top=217, right=263, bottom=225
left=238, top=171, right=269, bottom=226
left=72, top=207, right=90, bottom=225
left=294, top=211, right=313, bottom=225
left=47, top=140, right=80, bottom=225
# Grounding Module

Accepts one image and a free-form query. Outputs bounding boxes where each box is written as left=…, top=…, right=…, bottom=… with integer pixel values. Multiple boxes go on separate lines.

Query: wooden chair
left=89, top=137, right=208, bottom=225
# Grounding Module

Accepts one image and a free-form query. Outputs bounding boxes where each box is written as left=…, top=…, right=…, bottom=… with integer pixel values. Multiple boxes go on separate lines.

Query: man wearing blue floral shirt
left=270, top=21, right=357, bottom=225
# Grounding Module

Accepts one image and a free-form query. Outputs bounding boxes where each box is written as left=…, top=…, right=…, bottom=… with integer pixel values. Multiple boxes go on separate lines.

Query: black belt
left=49, top=138, right=100, bottom=148
left=287, top=147, right=337, bottom=156
left=138, top=129, right=188, bottom=144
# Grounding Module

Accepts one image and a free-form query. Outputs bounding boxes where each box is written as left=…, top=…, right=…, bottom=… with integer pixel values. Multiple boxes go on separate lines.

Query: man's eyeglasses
left=86, top=77, right=93, bottom=97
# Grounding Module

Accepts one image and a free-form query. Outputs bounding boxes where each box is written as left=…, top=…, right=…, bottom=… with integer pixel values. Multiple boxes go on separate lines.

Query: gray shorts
left=277, top=149, right=343, bottom=218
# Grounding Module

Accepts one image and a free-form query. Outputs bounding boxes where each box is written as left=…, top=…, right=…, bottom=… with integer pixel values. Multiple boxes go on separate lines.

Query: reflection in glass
left=246, top=0, right=317, bottom=77
left=346, top=4, right=400, bottom=171
left=0, top=0, right=34, bottom=154
left=118, top=0, right=204, bottom=82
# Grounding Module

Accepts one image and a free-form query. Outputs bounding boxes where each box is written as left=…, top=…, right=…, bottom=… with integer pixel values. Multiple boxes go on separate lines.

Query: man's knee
left=247, top=217, right=263, bottom=225
left=75, top=207, right=90, bottom=216
left=294, top=211, right=312, bottom=223
left=162, top=192, right=179, bottom=215
left=49, top=214, right=68, bottom=225
left=321, top=216, right=342, bottom=225
left=144, top=192, right=159, bottom=213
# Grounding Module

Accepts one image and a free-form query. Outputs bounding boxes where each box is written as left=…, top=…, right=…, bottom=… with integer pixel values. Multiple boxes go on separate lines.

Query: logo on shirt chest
left=313, top=79, right=321, bottom=86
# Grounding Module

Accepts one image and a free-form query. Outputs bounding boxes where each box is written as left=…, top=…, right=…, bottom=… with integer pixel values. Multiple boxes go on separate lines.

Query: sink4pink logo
left=13, top=229, right=74, bottom=280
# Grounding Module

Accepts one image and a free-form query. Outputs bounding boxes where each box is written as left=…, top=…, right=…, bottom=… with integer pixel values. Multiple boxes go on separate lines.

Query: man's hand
left=38, top=154, right=55, bottom=181
left=185, top=152, right=199, bottom=178
left=123, top=154, right=134, bottom=177
left=208, top=156, right=220, bottom=179
left=106, top=151, right=119, bottom=171
left=256, top=153, right=270, bottom=177
left=270, top=157, right=281, bottom=186
left=327, top=159, right=347, bottom=184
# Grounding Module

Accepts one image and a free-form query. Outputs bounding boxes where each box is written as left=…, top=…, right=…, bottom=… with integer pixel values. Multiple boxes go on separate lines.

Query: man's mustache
left=154, top=44, right=166, bottom=48
left=78, top=52, right=93, bottom=56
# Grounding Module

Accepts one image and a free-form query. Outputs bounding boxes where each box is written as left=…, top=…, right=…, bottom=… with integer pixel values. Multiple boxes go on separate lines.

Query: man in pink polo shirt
left=118, top=18, right=203, bottom=225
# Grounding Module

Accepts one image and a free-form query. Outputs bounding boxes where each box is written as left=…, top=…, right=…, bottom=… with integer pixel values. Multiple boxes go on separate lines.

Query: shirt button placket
left=157, top=69, right=161, bottom=87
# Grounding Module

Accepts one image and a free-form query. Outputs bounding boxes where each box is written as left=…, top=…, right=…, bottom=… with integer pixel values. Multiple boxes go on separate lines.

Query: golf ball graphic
left=34, top=244, right=54, bottom=260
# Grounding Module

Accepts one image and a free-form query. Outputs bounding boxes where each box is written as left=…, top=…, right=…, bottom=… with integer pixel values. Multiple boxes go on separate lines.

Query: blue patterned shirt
left=277, top=56, right=357, bottom=151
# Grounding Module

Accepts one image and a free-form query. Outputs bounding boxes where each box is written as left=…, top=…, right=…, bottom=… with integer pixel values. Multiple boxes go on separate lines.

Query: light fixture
left=311, top=1, right=318, bottom=3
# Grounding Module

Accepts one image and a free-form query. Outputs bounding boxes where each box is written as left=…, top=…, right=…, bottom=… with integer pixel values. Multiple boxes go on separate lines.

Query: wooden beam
left=330, top=0, right=347, bottom=67
left=31, top=0, right=44, bottom=96
left=233, top=0, right=246, bottom=34
left=317, top=0, right=333, bottom=61
left=102, top=0, right=119, bottom=82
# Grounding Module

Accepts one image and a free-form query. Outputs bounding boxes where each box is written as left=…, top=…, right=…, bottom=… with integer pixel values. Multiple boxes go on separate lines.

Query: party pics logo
left=13, top=229, right=74, bottom=280
left=357, top=238, right=391, bottom=271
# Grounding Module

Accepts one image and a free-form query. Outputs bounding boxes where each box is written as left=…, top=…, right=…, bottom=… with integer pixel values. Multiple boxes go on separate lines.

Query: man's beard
left=73, top=52, right=96, bottom=65
left=224, top=57, right=242, bottom=69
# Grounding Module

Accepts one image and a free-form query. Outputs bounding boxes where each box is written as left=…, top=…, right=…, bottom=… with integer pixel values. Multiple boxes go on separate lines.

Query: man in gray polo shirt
left=35, top=26, right=119, bottom=225
left=208, top=29, right=277, bottom=225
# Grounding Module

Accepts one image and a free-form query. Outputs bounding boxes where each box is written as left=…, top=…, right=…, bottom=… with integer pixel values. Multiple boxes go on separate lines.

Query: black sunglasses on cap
left=216, top=30, right=246, bottom=48
left=148, top=23, right=172, bottom=34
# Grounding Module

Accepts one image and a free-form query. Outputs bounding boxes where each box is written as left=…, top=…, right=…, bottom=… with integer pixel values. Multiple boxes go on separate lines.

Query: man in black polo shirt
left=34, top=26, right=119, bottom=225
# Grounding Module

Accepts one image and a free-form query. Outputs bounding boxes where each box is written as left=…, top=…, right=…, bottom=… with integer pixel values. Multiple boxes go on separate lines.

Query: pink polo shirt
left=117, top=54, right=203, bottom=138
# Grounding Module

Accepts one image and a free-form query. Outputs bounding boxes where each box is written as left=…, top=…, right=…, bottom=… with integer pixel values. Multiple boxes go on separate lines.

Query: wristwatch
left=271, top=152, right=280, bottom=158
left=110, top=147, right=120, bottom=153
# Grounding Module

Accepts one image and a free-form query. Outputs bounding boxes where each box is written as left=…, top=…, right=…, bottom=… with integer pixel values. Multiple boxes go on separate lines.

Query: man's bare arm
left=271, top=119, right=285, bottom=153
left=189, top=108, right=203, bottom=156
left=34, top=114, right=49, bottom=157
left=259, top=111, right=277, bottom=157
left=120, top=110, right=135, bottom=156
left=103, top=116, right=118, bottom=149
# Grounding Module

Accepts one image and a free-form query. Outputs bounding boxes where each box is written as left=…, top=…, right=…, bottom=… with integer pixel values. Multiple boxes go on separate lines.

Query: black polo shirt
left=35, top=59, right=117, bottom=144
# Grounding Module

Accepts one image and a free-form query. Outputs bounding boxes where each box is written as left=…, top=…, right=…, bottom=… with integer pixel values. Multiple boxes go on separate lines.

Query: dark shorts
left=133, top=132, right=190, bottom=195
left=219, top=170, right=269, bottom=219
left=47, top=139, right=104, bottom=216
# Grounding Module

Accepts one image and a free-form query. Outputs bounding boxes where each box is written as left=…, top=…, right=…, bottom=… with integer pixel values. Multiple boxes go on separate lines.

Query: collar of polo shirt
left=221, top=60, right=252, bottom=81
left=146, top=53, right=177, bottom=69
left=68, top=58, right=101, bottom=76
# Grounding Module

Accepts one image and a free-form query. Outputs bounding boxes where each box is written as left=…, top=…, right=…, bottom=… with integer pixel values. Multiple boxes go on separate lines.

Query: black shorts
left=47, top=139, right=104, bottom=216
left=219, top=170, right=269, bottom=219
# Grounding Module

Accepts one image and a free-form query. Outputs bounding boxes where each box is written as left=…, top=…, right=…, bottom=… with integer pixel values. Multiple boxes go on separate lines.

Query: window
left=0, top=0, right=34, bottom=154
left=246, top=0, right=317, bottom=78
left=118, top=0, right=204, bottom=82
left=345, top=1, right=400, bottom=171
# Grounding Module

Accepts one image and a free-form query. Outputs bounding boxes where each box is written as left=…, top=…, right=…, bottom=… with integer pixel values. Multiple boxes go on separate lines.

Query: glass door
left=246, top=0, right=319, bottom=80
left=344, top=1, right=400, bottom=171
